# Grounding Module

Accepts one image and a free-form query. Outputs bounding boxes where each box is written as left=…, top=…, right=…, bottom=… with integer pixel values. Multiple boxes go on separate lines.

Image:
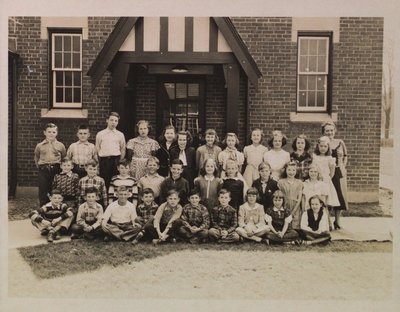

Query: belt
left=74, top=163, right=86, bottom=169
left=38, top=163, right=59, bottom=169
left=100, top=156, right=119, bottom=160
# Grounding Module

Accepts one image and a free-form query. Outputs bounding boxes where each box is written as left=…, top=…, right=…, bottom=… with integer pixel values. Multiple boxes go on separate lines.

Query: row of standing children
left=32, top=112, right=345, bottom=243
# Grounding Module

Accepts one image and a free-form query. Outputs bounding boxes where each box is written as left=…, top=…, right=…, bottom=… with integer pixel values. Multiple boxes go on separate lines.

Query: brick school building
left=8, top=17, right=383, bottom=202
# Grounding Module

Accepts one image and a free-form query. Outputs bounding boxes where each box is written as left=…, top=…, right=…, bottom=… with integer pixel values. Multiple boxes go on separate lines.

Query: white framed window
left=51, top=32, right=82, bottom=108
left=297, top=35, right=331, bottom=112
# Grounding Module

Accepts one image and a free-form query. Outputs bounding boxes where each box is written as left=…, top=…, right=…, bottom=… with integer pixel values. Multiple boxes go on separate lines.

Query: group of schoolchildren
left=31, top=111, right=348, bottom=246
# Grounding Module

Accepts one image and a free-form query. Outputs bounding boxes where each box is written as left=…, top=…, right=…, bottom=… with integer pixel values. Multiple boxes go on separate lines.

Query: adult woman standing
left=322, top=121, right=348, bottom=229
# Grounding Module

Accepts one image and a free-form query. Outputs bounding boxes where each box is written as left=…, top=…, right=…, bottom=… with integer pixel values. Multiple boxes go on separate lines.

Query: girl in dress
left=252, top=162, right=278, bottom=212
left=322, top=121, right=349, bottom=229
left=155, top=125, right=177, bottom=177
left=221, top=159, right=248, bottom=210
left=290, top=134, right=312, bottom=181
left=263, top=130, right=290, bottom=181
left=196, top=129, right=222, bottom=175
left=299, top=195, right=331, bottom=245
left=170, top=131, right=196, bottom=189
left=194, top=158, right=223, bottom=212
left=311, top=136, right=340, bottom=210
left=243, top=128, right=268, bottom=188
left=126, top=120, right=160, bottom=180
left=277, top=161, right=304, bottom=230
left=236, top=188, right=270, bottom=242
left=302, top=164, right=329, bottom=210
left=218, top=132, right=245, bottom=179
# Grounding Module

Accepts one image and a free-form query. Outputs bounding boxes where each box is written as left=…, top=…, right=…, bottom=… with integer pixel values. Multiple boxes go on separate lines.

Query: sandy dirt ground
left=8, top=249, right=392, bottom=300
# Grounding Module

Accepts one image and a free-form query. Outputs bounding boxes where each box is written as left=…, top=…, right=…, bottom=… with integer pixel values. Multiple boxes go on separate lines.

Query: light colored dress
left=302, top=179, right=330, bottom=210
left=127, top=137, right=160, bottom=180
left=196, top=144, right=222, bottom=172
left=278, top=178, right=304, bottom=229
left=311, top=154, right=340, bottom=207
left=243, top=144, right=268, bottom=188
left=218, top=147, right=245, bottom=180
left=263, top=149, right=290, bottom=181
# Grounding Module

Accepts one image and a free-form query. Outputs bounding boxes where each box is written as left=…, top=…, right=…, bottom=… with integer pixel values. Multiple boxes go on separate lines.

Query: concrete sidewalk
left=9, top=216, right=392, bottom=249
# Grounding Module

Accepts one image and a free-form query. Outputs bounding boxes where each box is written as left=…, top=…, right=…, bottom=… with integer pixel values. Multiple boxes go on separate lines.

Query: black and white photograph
left=1, top=0, right=399, bottom=311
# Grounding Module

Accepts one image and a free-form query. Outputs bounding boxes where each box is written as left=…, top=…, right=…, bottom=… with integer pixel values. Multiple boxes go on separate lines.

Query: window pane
left=188, top=84, right=199, bottom=97
left=187, top=102, right=198, bottom=115
left=318, top=39, right=327, bottom=55
left=65, top=87, right=73, bottom=102
left=308, top=91, right=316, bottom=107
left=299, top=91, right=307, bottom=107
left=65, top=72, right=72, bottom=86
left=317, top=91, right=325, bottom=107
left=299, top=56, right=308, bottom=72
left=55, top=72, right=63, bottom=86
left=74, top=72, right=81, bottom=86
left=309, top=40, right=318, bottom=55
left=317, top=76, right=326, bottom=90
left=64, top=52, right=71, bottom=68
left=307, top=76, right=316, bottom=90
left=73, top=36, right=80, bottom=52
left=299, top=76, right=307, bottom=90
left=72, top=53, right=80, bottom=69
left=55, top=52, right=62, bottom=68
left=64, top=36, right=71, bottom=52
left=176, top=102, right=186, bottom=115
left=73, top=88, right=81, bottom=103
left=308, top=56, right=317, bottom=72
left=317, top=55, right=327, bottom=72
left=55, top=36, right=62, bottom=51
left=300, top=39, right=308, bottom=55
left=164, top=83, right=175, bottom=99
left=176, top=83, right=186, bottom=98
left=56, top=87, right=64, bottom=103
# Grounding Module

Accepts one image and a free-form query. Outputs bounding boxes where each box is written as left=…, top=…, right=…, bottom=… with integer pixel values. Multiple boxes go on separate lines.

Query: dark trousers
left=143, top=219, right=181, bottom=240
left=266, top=229, right=299, bottom=244
left=174, top=219, right=209, bottom=243
left=70, top=223, right=104, bottom=239
left=73, top=164, right=87, bottom=179
left=99, top=156, right=119, bottom=189
left=38, top=164, right=61, bottom=206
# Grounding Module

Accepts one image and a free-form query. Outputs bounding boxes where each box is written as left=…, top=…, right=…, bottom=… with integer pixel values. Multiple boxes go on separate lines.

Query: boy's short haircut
left=116, top=185, right=128, bottom=193
left=258, top=161, right=271, bottom=171
left=84, top=187, right=98, bottom=196
left=108, top=112, right=120, bottom=119
left=61, top=157, right=73, bottom=165
left=51, top=189, right=63, bottom=196
left=170, top=159, right=184, bottom=167
left=166, top=189, right=180, bottom=198
left=218, top=188, right=231, bottom=197
left=77, top=124, right=89, bottom=131
left=117, top=158, right=130, bottom=167
left=146, top=156, right=160, bottom=166
left=85, top=160, right=98, bottom=168
left=188, top=188, right=200, bottom=198
left=141, top=188, right=155, bottom=197
left=44, top=123, right=58, bottom=131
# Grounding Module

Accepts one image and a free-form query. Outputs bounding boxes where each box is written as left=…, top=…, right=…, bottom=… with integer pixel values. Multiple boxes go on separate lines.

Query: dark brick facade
left=8, top=17, right=383, bottom=201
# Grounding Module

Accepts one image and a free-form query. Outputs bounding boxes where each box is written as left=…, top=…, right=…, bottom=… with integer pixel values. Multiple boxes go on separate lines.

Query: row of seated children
left=30, top=184, right=330, bottom=245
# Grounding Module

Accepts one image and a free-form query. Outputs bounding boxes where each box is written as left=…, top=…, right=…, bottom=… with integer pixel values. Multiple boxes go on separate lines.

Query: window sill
left=289, top=112, right=337, bottom=123
left=41, top=108, right=88, bottom=119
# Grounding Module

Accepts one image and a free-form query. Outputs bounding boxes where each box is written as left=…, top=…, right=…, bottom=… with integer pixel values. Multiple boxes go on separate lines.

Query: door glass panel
left=176, top=83, right=186, bottom=98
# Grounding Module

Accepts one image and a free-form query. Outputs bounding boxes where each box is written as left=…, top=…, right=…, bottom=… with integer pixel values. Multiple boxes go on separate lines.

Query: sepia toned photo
left=2, top=1, right=398, bottom=311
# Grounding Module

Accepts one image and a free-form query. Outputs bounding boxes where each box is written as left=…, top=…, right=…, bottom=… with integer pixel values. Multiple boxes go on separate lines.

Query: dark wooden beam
left=117, top=51, right=236, bottom=64
left=160, top=17, right=168, bottom=52
left=111, top=60, right=130, bottom=135
left=209, top=18, right=218, bottom=52
left=185, top=17, right=194, bottom=52
left=135, top=17, right=144, bottom=52
left=224, top=63, right=239, bottom=133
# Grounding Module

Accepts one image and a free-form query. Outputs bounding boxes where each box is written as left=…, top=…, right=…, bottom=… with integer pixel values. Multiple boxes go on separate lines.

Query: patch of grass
left=19, top=240, right=392, bottom=280
left=8, top=197, right=39, bottom=221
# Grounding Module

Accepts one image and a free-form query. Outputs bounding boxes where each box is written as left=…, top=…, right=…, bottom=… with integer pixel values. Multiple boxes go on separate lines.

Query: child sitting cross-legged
left=208, top=189, right=240, bottom=243
left=174, top=189, right=210, bottom=244
left=29, top=189, right=74, bottom=243
left=101, top=185, right=142, bottom=242
left=236, top=188, right=270, bottom=243
left=145, top=189, right=183, bottom=245
left=264, top=190, right=299, bottom=244
left=131, top=188, right=159, bottom=245
left=70, top=187, right=104, bottom=240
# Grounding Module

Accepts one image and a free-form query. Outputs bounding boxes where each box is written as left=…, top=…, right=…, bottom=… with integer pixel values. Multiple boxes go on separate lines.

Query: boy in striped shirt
left=108, top=159, right=138, bottom=206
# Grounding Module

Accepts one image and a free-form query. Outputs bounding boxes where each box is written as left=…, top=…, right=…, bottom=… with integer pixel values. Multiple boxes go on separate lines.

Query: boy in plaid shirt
left=175, top=189, right=210, bottom=244
left=78, top=160, right=108, bottom=209
left=70, top=187, right=104, bottom=240
left=29, top=189, right=73, bottom=243
left=208, top=189, right=240, bottom=243
left=131, top=188, right=159, bottom=244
